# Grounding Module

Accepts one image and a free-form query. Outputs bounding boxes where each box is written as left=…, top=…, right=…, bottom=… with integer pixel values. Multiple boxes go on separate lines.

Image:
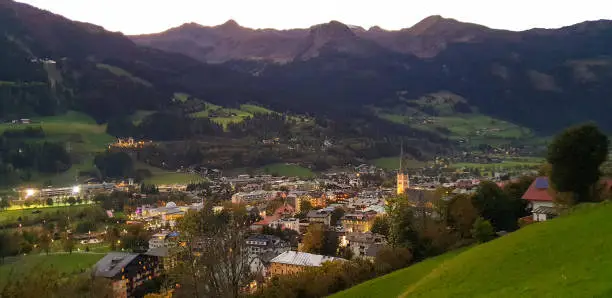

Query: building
left=345, top=232, right=386, bottom=259
left=245, top=234, right=290, bottom=257
left=269, top=218, right=300, bottom=232
left=306, top=210, right=332, bottom=227
left=148, top=231, right=179, bottom=249
left=522, top=177, right=557, bottom=222
left=340, top=212, right=376, bottom=233
left=268, top=251, right=344, bottom=276
left=92, top=252, right=162, bottom=298
left=397, top=146, right=409, bottom=195
left=231, top=190, right=276, bottom=204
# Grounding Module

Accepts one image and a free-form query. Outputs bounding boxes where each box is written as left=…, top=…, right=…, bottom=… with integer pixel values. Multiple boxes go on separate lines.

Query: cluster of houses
left=79, top=156, right=573, bottom=298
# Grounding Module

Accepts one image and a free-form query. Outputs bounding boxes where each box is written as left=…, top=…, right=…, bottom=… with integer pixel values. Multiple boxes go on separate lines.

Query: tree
left=370, top=216, right=390, bottom=237
left=46, top=197, right=54, bottom=206
left=301, top=224, right=326, bottom=254
left=472, top=181, right=524, bottom=232
left=374, top=246, right=412, bottom=274
left=330, top=207, right=345, bottom=226
left=121, top=224, right=151, bottom=252
left=0, top=198, right=9, bottom=210
left=38, top=232, right=52, bottom=255
left=547, top=123, right=608, bottom=204
left=106, top=227, right=120, bottom=251
left=62, top=232, right=75, bottom=254
left=94, top=151, right=134, bottom=178
left=299, top=200, right=313, bottom=215
left=172, top=202, right=254, bottom=298
left=447, top=194, right=478, bottom=238
left=67, top=197, right=77, bottom=206
left=472, top=217, right=495, bottom=243
left=387, top=198, right=418, bottom=249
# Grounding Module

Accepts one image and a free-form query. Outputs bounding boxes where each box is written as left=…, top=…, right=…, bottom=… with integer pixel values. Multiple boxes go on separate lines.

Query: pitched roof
left=270, top=251, right=343, bottom=267
left=522, top=177, right=554, bottom=202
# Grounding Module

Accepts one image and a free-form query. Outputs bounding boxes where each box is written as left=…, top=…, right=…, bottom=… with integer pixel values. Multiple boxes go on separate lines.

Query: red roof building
left=522, top=177, right=554, bottom=202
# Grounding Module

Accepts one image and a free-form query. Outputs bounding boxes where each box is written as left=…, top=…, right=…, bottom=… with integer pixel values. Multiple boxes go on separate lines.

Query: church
left=396, top=146, right=409, bottom=195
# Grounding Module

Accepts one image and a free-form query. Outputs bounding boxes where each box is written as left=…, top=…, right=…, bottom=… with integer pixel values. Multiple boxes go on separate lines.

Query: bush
left=374, top=246, right=413, bottom=274
left=472, top=217, right=495, bottom=243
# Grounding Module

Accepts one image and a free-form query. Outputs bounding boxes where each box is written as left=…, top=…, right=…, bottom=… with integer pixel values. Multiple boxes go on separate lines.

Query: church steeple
left=397, top=141, right=409, bottom=195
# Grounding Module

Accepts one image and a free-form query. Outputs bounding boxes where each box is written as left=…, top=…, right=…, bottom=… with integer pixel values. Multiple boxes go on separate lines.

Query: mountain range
left=2, top=0, right=612, bottom=138
left=131, top=16, right=511, bottom=63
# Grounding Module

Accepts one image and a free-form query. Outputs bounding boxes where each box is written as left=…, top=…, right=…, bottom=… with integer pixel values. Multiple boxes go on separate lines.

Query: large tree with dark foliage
left=472, top=181, right=526, bottom=232
left=547, top=123, right=609, bottom=204
left=94, top=151, right=133, bottom=178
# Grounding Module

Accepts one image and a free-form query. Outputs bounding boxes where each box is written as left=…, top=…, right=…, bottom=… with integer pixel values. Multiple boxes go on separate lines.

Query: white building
left=148, top=231, right=179, bottom=249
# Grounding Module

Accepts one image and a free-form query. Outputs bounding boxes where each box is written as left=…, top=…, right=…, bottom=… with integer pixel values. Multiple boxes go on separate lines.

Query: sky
left=16, top=0, right=612, bottom=35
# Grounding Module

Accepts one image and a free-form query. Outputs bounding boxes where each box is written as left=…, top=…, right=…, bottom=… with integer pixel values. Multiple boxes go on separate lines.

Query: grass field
left=259, top=163, right=315, bottom=178
left=453, top=157, right=544, bottom=170
left=97, top=63, right=152, bottom=87
left=0, top=205, right=93, bottom=224
left=136, top=163, right=204, bottom=185
left=332, top=249, right=466, bottom=298
left=190, top=102, right=274, bottom=128
left=130, top=110, right=156, bottom=125
left=0, top=111, right=115, bottom=187
left=334, top=202, right=612, bottom=298
left=371, top=157, right=427, bottom=170
left=373, top=106, right=534, bottom=146
left=0, top=253, right=103, bottom=288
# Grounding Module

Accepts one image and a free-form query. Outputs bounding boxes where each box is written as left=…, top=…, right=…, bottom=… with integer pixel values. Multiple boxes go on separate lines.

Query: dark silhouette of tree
left=547, top=123, right=609, bottom=204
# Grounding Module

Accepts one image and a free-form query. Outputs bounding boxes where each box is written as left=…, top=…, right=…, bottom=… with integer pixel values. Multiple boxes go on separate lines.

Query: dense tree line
left=0, top=129, right=71, bottom=186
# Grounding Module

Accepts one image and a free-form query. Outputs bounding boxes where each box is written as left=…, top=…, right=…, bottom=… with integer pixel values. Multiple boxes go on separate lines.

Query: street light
left=72, top=186, right=80, bottom=194
left=25, top=189, right=36, bottom=198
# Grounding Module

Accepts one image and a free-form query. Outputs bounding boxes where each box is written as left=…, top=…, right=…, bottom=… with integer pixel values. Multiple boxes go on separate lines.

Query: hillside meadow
left=333, top=202, right=612, bottom=298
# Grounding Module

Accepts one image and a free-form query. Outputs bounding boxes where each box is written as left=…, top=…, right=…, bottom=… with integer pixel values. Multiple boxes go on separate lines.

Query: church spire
left=400, top=141, right=403, bottom=172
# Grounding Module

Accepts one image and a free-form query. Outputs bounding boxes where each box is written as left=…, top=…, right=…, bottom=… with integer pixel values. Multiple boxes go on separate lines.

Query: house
left=269, top=218, right=300, bottom=232
left=268, top=251, right=344, bottom=276
left=345, top=232, right=386, bottom=259
left=231, top=190, right=276, bottom=204
left=340, top=212, right=376, bottom=233
left=92, top=252, right=162, bottom=298
left=522, top=177, right=557, bottom=222
left=148, top=231, right=179, bottom=249
left=306, top=210, right=332, bottom=227
left=245, top=234, right=290, bottom=257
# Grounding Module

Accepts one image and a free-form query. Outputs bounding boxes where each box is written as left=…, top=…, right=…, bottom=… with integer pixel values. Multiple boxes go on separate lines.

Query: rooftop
left=270, top=251, right=344, bottom=267
left=93, top=252, right=140, bottom=278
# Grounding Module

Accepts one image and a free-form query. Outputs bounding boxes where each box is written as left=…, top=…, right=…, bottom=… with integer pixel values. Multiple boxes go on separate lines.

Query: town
left=0, top=149, right=554, bottom=297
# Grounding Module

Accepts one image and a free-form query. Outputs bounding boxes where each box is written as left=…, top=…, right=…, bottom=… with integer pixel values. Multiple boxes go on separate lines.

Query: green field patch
left=0, top=253, right=103, bottom=288
left=337, top=202, right=612, bottom=298
left=452, top=157, right=544, bottom=170
left=130, top=110, right=156, bottom=125
left=239, top=104, right=273, bottom=114
left=0, top=111, right=114, bottom=187
left=173, top=92, right=190, bottom=103
left=137, top=163, right=204, bottom=185
left=370, top=157, right=427, bottom=170
left=259, top=163, right=315, bottom=178
left=0, top=205, right=93, bottom=224
left=331, top=249, right=466, bottom=298
left=96, top=63, right=152, bottom=87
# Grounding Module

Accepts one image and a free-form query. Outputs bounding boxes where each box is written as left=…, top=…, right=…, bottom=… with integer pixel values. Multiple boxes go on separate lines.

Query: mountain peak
left=218, top=19, right=241, bottom=29
left=368, top=26, right=386, bottom=32
left=310, top=21, right=356, bottom=39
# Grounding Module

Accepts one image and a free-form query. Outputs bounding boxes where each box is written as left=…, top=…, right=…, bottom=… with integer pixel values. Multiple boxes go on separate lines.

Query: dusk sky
left=17, top=0, right=612, bottom=34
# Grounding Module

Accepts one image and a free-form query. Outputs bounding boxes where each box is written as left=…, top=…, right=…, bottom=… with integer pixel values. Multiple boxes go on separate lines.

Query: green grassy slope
left=259, top=163, right=315, bottom=178
left=332, top=250, right=465, bottom=298
left=0, top=111, right=114, bottom=187
left=0, top=253, right=103, bottom=289
left=333, top=203, right=612, bottom=298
